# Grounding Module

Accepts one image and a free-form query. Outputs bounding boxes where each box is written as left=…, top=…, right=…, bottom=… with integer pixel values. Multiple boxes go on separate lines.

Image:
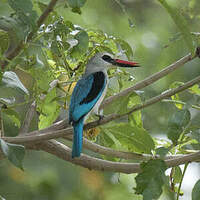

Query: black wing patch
left=80, top=71, right=106, bottom=105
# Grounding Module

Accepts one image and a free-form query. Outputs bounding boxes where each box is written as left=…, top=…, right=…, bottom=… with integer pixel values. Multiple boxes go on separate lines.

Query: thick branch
left=2, top=129, right=177, bottom=161
left=1, top=138, right=200, bottom=174
left=23, top=141, right=200, bottom=174
left=31, top=140, right=141, bottom=173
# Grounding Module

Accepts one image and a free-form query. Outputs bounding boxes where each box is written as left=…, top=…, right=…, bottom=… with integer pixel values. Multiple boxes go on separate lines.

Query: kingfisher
left=69, top=52, right=139, bottom=158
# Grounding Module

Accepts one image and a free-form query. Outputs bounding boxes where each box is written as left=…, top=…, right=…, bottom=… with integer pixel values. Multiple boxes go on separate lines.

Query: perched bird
left=69, top=52, right=139, bottom=158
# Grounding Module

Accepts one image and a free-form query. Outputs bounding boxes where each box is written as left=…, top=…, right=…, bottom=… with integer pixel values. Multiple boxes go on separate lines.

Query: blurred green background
left=0, top=0, right=200, bottom=199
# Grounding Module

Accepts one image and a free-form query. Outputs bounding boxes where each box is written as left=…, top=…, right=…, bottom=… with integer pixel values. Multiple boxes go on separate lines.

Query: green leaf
left=68, top=0, right=86, bottom=8
left=115, top=38, right=134, bottom=60
left=158, top=0, right=196, bottom=54
left=155, top=147, right=169, bottom=158
left=0, top=195, right=6, bottom=200
left=28, top=68, right=54, bottom=92
left=135, top=159, right=167, bottom=200
left=192, top=179, right=200, bottom=200
left=68, top=0, right=87, bottom=14
left=167, top=109, right=191, bottom=144
left=0, top=139, right=25, bottom=170
left=170, top=81, right=184, bottom=109
left=105, top=92, right=141, bottom=115
left=0, top=97, right=15, bottom=105
left=0, top=16, right=25, bottom=46
left=191, top=130, right=200, bottom=143
left=104, top=129, right=121, bottom=149
left=8, top=0, right=38, bottom=31
left=71, top=30, right=89, bottom=59
left=128, top=93, right=143, bottom=127
left=173, top=166, right=182, bottom=184
left=128, top=109, right=143, bottom=127
left=128, top=18, right=135, bottom=28
left=38, top=88, right=60, bottom=129
left=189, top=84, right=200, bottom=96
left=172, top=109, right=191, bottom=127
left=106, top=123, right=155, bottom=154
left=2, top=108, right=21, bottom=128
left=0, top=71, right=29, bottom=95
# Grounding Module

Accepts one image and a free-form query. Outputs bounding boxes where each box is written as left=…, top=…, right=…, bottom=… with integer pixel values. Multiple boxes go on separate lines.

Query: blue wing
left=69, top=71, right=106, bottom=123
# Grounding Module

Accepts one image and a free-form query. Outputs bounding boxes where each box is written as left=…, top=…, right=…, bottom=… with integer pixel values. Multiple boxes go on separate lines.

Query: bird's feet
left=95, top=113, right=105, bottom=121
left=196, top=47, right=200, bottom=58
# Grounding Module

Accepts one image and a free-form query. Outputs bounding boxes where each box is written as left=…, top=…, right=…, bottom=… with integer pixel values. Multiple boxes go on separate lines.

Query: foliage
left=0, top=0, right=200, bottom=200
left=192, top=179, right=200, bottom=200
left=135, top=159, right=168, bottom=200
left=0, top=139, right=25, bottom=170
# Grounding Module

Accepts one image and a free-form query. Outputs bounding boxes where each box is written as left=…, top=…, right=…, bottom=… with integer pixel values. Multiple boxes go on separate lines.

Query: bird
left=69, top=52, right=140, bottom=158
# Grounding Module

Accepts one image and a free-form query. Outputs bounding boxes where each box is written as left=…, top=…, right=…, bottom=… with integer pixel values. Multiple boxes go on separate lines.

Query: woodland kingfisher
left=69, top=52, right=139, bottom=158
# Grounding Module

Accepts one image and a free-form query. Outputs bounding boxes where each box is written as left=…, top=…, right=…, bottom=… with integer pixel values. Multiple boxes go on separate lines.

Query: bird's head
left=88, top=52, right=140, bottom=69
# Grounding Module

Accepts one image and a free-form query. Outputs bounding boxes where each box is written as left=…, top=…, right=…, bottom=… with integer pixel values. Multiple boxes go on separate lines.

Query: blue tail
left=72, top=118, right=84, bottom=158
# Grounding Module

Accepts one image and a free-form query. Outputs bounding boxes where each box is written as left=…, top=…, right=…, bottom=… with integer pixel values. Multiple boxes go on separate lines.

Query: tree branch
left=87, top=74, right=200, bottom=129
left=19, top=101, right=36, bottom=135
left=29, top=141, right=200, bottom=173
left=17, top=140, right=200, bottom=174
left=101, top=53, right=194, bottom=109
left=37, top=0, right=58, bottom=27
left=1, top=0, right=59, bottom=67
left=1, top=137, right=200, bottom=174
left=2, top=74, right=200, bottom=162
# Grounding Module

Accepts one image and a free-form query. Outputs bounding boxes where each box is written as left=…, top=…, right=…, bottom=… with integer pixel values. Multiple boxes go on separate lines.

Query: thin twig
left=37, top=0, right=58, bottom=27
left=176, top=162, right=189, bottom=200
left=162, top=99, right=200, bottom=110
left=19, top=101, right=36, bottom=135
left=0, top=110, right=4, bottom=137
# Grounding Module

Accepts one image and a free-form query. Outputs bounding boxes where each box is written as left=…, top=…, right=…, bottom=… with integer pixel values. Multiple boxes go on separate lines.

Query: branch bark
left=19, top=101, right=36, bottom=135
left=14, top=140, right=200, bottom=174
left=1, top=135, right=200, bottom=174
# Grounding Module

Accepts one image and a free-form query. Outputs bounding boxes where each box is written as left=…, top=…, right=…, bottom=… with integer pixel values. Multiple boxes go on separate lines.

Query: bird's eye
left=102, top=55, right=112, bottom=62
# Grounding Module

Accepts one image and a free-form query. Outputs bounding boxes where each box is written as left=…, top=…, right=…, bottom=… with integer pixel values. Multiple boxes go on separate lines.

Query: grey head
left=84, top=52, right=113, bottom=75
left=84, top=52, right=139, bottom=76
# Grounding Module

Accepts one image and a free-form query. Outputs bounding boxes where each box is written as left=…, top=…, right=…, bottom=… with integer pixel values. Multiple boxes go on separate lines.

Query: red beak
left=114, top=59, right=140, bottom=68
left=101, top=54, right=140, bottom=68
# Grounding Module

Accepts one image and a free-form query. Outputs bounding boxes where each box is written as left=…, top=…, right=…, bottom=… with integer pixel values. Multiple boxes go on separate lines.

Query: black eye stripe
left=102, top=55, right=113, bottom=63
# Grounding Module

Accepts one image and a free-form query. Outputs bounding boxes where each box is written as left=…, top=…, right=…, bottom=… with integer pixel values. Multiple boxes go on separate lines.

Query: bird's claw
left=95, top=114, right=104, bottom=121
left=196, top=47, right=200, bottom=58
